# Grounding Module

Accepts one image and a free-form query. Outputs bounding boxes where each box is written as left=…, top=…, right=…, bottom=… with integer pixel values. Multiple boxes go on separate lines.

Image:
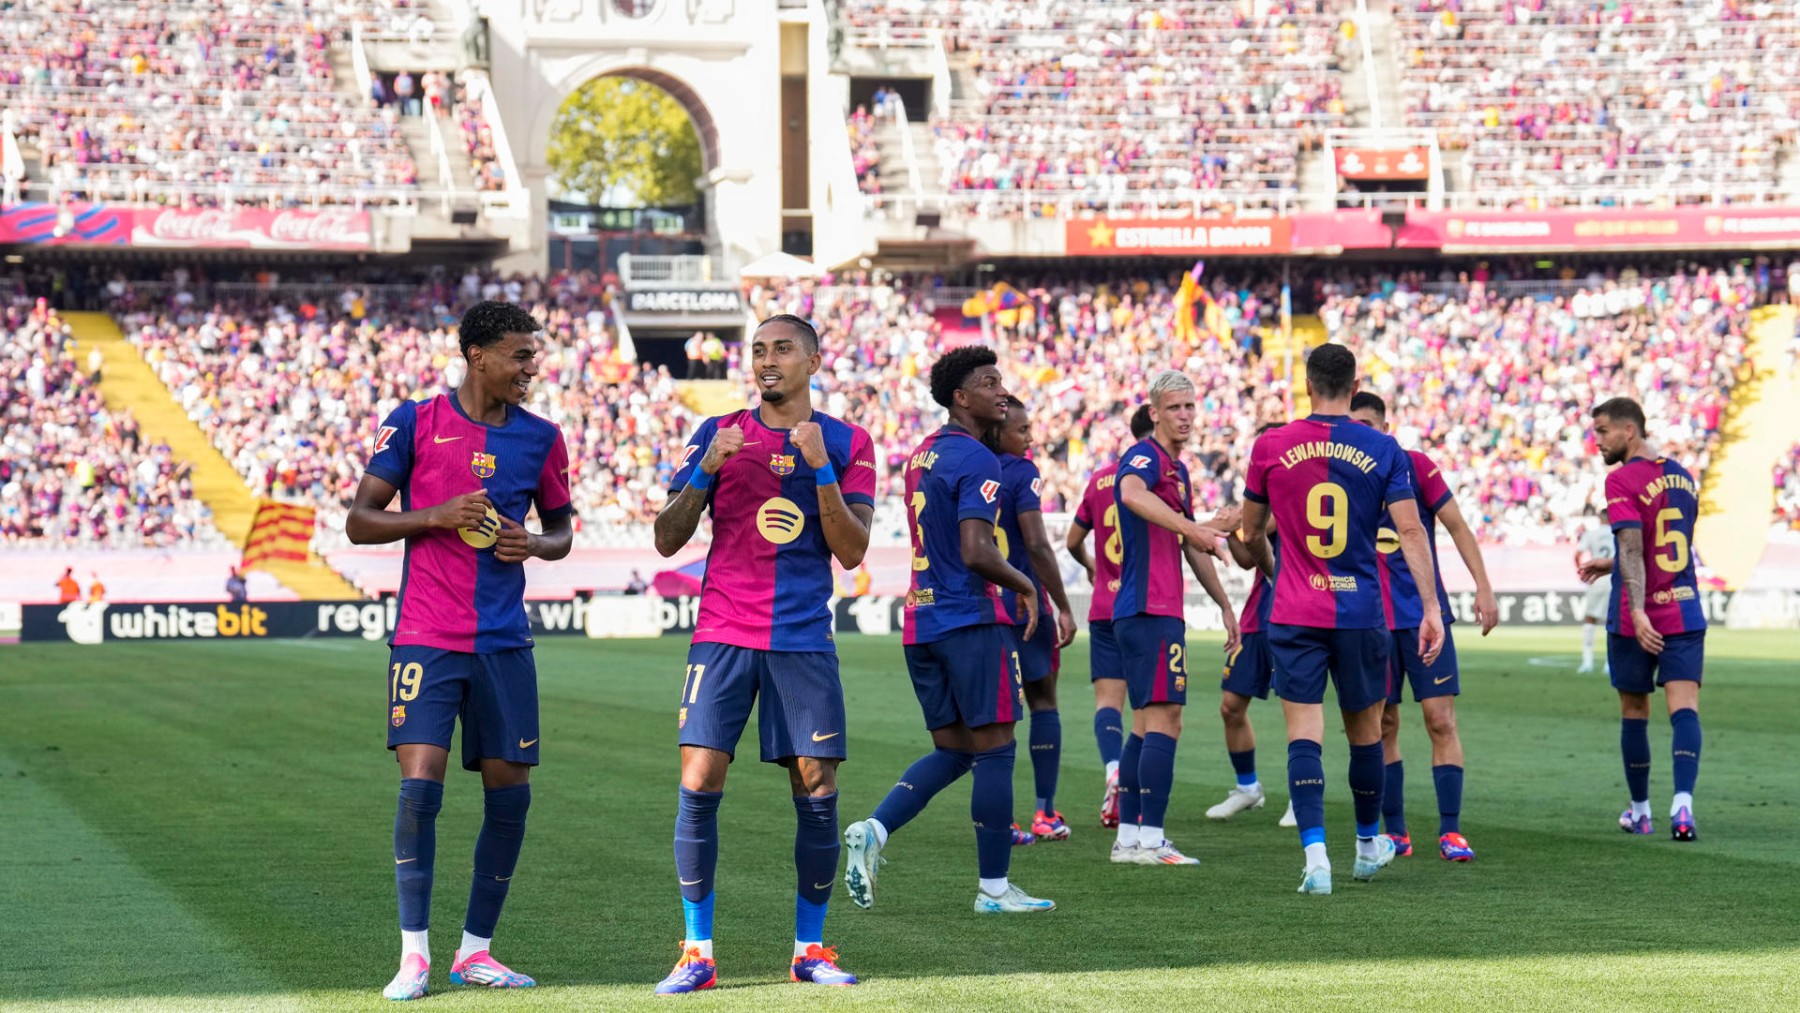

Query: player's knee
left=1423, top=706, right=1457, bottom=741
left=680, top=748, right=731, bottom=792
left=1380, top=706, right=1400, bottom=736
left=787, top=758, right=837, bottom=796
left=1219, top=696, right=1247, bottom=726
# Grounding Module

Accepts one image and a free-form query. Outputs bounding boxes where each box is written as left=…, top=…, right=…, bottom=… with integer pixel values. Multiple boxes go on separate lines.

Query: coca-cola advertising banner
left=0, top=202, right=372, bottom=251
left=1064, top=216, right=1292, bottom=256
left=1334, top=147, right=1431, bottom=181
left=1399, top=207, right=1800, bottom=251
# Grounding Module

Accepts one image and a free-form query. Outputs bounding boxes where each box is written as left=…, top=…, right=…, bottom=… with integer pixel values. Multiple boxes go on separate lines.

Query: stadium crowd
left=840, top=0, right=1349, bottom=214
left=5, top=258, right=1760, bottom=553
left=0, top=0, right=420, bottom=207
left=1396, top=0, right=1800, bottom=205
left=1777, top=443, right=1800, bottom=530
left=0, top=290, right=219, bottom=547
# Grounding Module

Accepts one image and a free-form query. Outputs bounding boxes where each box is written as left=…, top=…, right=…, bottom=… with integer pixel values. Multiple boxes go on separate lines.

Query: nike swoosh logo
left=519, top=738, right=538, bottom=749
left=811, top=731, right=840, bottom=742
left=812, top=881, right=833, bottom=891
left=497, top=876, right=512, bottom=882
left=396, top=857, right=417, bottom=865
left=680, top=878, right=704, bottom=886
left=1434, top=675, right=1453, bottom=685
left=433, top=435, right=462, bottom=443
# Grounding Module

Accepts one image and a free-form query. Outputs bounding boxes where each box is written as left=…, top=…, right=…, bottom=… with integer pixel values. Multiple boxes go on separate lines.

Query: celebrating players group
left=357, top=302, right=1711, bottom=999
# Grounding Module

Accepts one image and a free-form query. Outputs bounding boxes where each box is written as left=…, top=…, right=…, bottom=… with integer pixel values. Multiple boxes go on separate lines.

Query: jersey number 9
left=1305, top=482, right=1350, bottom=559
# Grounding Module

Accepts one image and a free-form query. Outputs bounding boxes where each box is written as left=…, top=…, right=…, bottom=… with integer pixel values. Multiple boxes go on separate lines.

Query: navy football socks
left=394, top=778, right=443, bottom=933
left=465, top=783, right=530, bottom=939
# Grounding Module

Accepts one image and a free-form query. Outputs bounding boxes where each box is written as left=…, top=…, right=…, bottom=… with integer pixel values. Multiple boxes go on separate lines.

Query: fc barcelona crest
left=470, top=451, right=497, bottom=479
left=769, top=453, right=796, bottom=476
left=391, top=705, right=407, bottom=728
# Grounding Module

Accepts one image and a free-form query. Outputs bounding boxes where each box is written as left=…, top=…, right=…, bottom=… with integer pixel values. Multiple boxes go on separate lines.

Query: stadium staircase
left=1694, top=304, right=1800, bottom=588
left=1263, top=313, right=1330, bottom=414
left=66, top=313, right=361, bottom=600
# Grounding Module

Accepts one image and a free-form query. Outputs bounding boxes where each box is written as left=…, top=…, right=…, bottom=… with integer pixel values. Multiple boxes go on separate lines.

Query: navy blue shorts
left=1115, top=613, right=1188, bottom=709
left=1609, top=631, right=1706, bottom=694
left=1269, top=624, right=1390, bottom=713
left=1221, top=631, right=1274, bottom=700
left=1014, top=617, right=1061, bottom=683
left=386, top=645, right=539, bottom=771
left=1387, top=626, right=1459, bottom=704
left=679, top=643, right=846, bottom=764
left=904, top=624, right=1023, bottom=731
left=1088, top=618, right=1123, bottom=682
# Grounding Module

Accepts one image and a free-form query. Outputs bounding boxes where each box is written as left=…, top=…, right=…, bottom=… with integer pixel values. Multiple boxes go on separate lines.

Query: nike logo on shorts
left=811, top=731, right=840, bottom=742
left=1434, top=675, right=1453, bottom=685
left=519, top=738, right=539, bottom=749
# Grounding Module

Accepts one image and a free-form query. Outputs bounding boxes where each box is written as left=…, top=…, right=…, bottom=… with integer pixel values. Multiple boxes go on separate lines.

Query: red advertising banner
left=1399, top=207, right=1800, bottom=251
left=1334, top=147, right=1430, bottom=181
left=1065, top=217, right=1292, bottom=256
left=0, top=202, right=372, bottom=250
left=129, top=207, right=373, bottom=250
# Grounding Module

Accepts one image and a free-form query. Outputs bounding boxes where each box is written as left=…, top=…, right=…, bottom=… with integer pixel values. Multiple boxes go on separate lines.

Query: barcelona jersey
left=1073, top=463, right=1124, bottom=623
left=1375, top=450, right=1456, bottom=631
left=1112, top=437, right=1193, bottom=622
left=1242, top=414, right=1413, bottom=630
left=669, top=409, right=877, bottom=652
left=902, top=425, right=1011, bottom=645
left=366, top=393, right=573, bottom=653
left=1605, top=456, right=1706, bottom=637
left=994, top=452, right=1049, bottom=621
left=1238, top=532, right=1279, bottom=635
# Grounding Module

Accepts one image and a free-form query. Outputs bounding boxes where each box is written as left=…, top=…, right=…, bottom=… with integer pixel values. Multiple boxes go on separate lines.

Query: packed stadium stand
left=842, top=0, right=1350, bottom=216
left=1778, top=442, right=1800, bottom=529
left=1394, top=0, right=1799, bottom=207
left=0, top=0, right=423, bottom=207
left=0, top=290, right=222, bottom=547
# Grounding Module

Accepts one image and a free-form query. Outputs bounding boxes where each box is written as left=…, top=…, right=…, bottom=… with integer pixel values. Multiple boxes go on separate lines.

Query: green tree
left=547, top=76, right=703, bottom=207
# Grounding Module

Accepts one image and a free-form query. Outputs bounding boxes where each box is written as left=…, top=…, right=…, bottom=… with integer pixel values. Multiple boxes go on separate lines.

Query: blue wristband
left=688, top=468, right=713, bottom=491
left=814, top=462, right=839, bottom=486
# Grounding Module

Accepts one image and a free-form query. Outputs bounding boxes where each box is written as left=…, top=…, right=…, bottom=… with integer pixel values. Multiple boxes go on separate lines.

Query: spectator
left=394, top=71, right=419, bottom=117
left=702, top=332, right=727, bottom=380
left=226, top=566, right=248, bottom=603
left=685, top=331, right=705, bottom=379
left=624, top=569, right=648, bottom=595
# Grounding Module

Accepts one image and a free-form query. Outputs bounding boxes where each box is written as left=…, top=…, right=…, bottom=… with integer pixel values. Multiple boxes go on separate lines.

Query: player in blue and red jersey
left=1208, top=423, right=1293, bottom=826
left=843, top=346, right=1056, bottom=916
left=1109, top=370, right=1239, bottom=867
left=982, top=396, right=1079, bottom=842
left=1066, top=405, right=1154, bottom=829
left=1238, top=344, right=1444, bottom=896
left=651, top=315, right=876, bottom=992
left=347, top=301, right=574, bottom=1001
left=1578, top=397, right=1707, bottom=842
left=1348, top=393, right=1500, bottom=864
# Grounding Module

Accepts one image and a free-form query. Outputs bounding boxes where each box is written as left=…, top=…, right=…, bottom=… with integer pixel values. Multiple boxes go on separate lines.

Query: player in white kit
left=1574, top=513, right=1614, bottom=675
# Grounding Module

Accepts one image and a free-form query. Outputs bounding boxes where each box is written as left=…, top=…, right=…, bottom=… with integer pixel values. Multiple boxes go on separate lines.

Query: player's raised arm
left=1183, top=540, right=1240, bottom=654
left=792, top=419, right=874, bottom=569
left=1119, top=473, right=1224, bottom=555
left=654, top=420, right=738, bottom=557
left=346, top=473, right=493, bottom=545
left=1435, top=497, right=1498, bottom=635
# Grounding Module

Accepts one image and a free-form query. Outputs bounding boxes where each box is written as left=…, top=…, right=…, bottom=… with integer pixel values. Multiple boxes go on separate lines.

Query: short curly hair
left=459, top=301, right=543, bottom=359
left=928, top=345, right=998, bottom=410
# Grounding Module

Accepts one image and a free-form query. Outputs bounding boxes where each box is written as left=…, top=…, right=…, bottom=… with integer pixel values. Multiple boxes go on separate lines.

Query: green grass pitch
left=4, top=629, right=1799, bottom=1012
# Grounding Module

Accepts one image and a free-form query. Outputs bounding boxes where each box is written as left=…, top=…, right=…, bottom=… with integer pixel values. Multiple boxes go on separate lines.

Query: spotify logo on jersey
left=757, top=497, right=805, bottom=544
left=460, top=506, right=502, bottom=548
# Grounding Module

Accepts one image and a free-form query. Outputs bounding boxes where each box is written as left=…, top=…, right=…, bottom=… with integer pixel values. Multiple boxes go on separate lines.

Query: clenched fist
left=701, top=424, right=745, bottom=475
left=430, top=489, right=492, bottom=531
left=791, top=420, right=829, bottom=470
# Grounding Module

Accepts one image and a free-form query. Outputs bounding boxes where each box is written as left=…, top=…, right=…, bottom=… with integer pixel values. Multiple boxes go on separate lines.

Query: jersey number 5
left=1652, top=508, right=1689, bottom=574
left=1305, top=482, right=1349, bottom=559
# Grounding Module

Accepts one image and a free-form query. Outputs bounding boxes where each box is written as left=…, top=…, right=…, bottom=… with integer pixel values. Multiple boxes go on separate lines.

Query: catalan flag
left=241, top=500, right=316, bottom=572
